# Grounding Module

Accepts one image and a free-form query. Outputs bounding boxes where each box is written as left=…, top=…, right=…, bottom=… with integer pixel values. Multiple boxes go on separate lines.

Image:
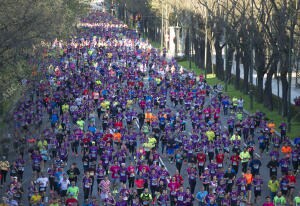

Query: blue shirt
left=51, top=114, right=59, bottom=124
left=196, top=191, right=208, bottom=202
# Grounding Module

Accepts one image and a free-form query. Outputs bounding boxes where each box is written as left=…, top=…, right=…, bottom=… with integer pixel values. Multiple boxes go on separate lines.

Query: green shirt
left=294, top=196, right=300, bottom=205
left=76, top=120, right=85, bottom=130
left=232, top=97, right=238, bottom=106
left=274, top=196, right=286, bottom=205
left=67, top=186, right=79, bottom=199
left=236, top=113, right=243, bottom=121
left=140, top=193, right=152, bottom=201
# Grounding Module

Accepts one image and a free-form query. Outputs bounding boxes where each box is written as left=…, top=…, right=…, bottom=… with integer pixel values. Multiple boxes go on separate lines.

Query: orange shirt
left=113, top=132, right=121, bottom=142
left=150, top=114, right=157, bottom=123
left=145, top=112, right=151, bottom=122
left=281, top=146, right=292, bottom=154
left=268, top=123, right=275, bottom=133
left=244, top=173, right=253, bottom=185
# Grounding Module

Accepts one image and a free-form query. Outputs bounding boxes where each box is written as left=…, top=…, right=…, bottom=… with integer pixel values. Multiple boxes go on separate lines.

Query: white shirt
left=36, top=177, right=49, bottom=187
left=238, top=99, right=244, bottom=107
left=60, top=178, right=70, bottom=190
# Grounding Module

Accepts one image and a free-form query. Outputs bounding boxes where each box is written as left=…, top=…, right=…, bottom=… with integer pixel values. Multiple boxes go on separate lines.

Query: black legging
left=150, top=185, right=158, bottom=198
left=83, top=187, right=90, bottom=200
left=71, top=141, right=79, bottom=155
left=49, top=177, right=55, bottom=191
left=129, top=177, right=135, bottom=188
left=0, top=170, right=8, bottom=185
left=17, top=171, right=24, bottom=181
left=128, top=145, right=135, bottom=155
left=189, top=179, right=196, bottom=194
left=242, top=162, right=248, bottom=173
left=176, top=162, right=182, bottom=174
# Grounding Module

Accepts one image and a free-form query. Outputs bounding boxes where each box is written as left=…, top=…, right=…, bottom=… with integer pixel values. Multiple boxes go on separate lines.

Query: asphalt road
left=0, top=11, right=299, bottom=206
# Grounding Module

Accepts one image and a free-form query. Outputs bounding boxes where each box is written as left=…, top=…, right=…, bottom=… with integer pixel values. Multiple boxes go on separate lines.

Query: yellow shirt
left=206, top=130, right=215, bottom=141
left=37, top=140, right=48, bottom=150
left=30, top=194, right=42, bottom=204
left=268, top=180, right=279, bottom=192
left=148, top=137, right=157, bottom=148
left=62, top=104, right=69, bottom=113
left=230, top=135, right=241, bottom=141
left=239, top=151, right=251, bottom=163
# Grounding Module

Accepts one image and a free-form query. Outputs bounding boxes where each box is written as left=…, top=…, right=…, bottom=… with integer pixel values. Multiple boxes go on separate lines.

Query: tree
left=0, top=0, right=89, bottom=116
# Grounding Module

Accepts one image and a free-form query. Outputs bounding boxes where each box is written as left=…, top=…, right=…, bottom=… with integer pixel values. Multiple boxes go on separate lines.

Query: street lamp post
left=249, top=0, right=254, bottom=110
left=161, top=0, right=164, bottom=50
left=189, top=27, right=192, bottom=69
left=224, top=0, right=228, bottom=92
left=204, top=5, right=208, bottom=79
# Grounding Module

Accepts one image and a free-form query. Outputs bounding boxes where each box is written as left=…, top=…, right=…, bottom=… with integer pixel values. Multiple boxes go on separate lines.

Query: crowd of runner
left=0, top=10, right=300, bottom=206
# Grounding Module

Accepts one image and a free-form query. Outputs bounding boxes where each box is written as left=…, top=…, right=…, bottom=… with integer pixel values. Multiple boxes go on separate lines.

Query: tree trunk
left=254, top=39, right=266, bottom=103
left=280, top=52, right=289, bottom=117
left=242, top=53, right=250, bottom=94
left=197, top=38, right=205, bottom=69
left=256, top=72, right=265, bottom=103
left=206, top=36, right=212, bottom=74
left=263, top=55, right=278, bottom=110
left=214, top=40, right=224, bottom=80
left=235, top=48, right=241, bottom=90
left=194, top=37, right=201, bottom=67
left=185, top=29, right=189, bottom=57
left=226, top=46, right=234, bottom=84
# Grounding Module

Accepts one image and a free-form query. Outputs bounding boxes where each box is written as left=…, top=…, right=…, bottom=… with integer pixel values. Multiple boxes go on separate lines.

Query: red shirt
left=82, top=137, right=91, bottom=144
left=286, top=175, right=296, bottom=185
left=114, top=121, right=123, bottom=129
left=216, top=153, right=224, bottom=164
left=138, top=81, right=144, bottom=87
left=173, top=174, right=184, bottom=185
left=230, top=155, right=241, bottom=165
left=197, top=153, right=206, bottom=165
left=83, top=89, right=88, bottom=95
left=66, top=197, right=78, bottom=206
left=135, top=178, right=145, bottom=189
left=103, top=133, right=113, bottom=142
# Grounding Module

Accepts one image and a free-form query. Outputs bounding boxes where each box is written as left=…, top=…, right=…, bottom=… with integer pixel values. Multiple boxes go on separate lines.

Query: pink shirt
left=110, top=165, right=120, bottom=179
left=263, top=203, right=274, bottom=206
left=100, top=180, right=110, bottom=192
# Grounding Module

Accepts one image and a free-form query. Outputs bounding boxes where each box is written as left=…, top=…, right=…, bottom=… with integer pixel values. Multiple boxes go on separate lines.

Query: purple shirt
left=253, top=177, right=263, bottom=191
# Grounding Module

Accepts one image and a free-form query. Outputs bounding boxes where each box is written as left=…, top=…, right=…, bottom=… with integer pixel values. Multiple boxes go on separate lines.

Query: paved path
left=0, top=10, right=299, bottom=206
